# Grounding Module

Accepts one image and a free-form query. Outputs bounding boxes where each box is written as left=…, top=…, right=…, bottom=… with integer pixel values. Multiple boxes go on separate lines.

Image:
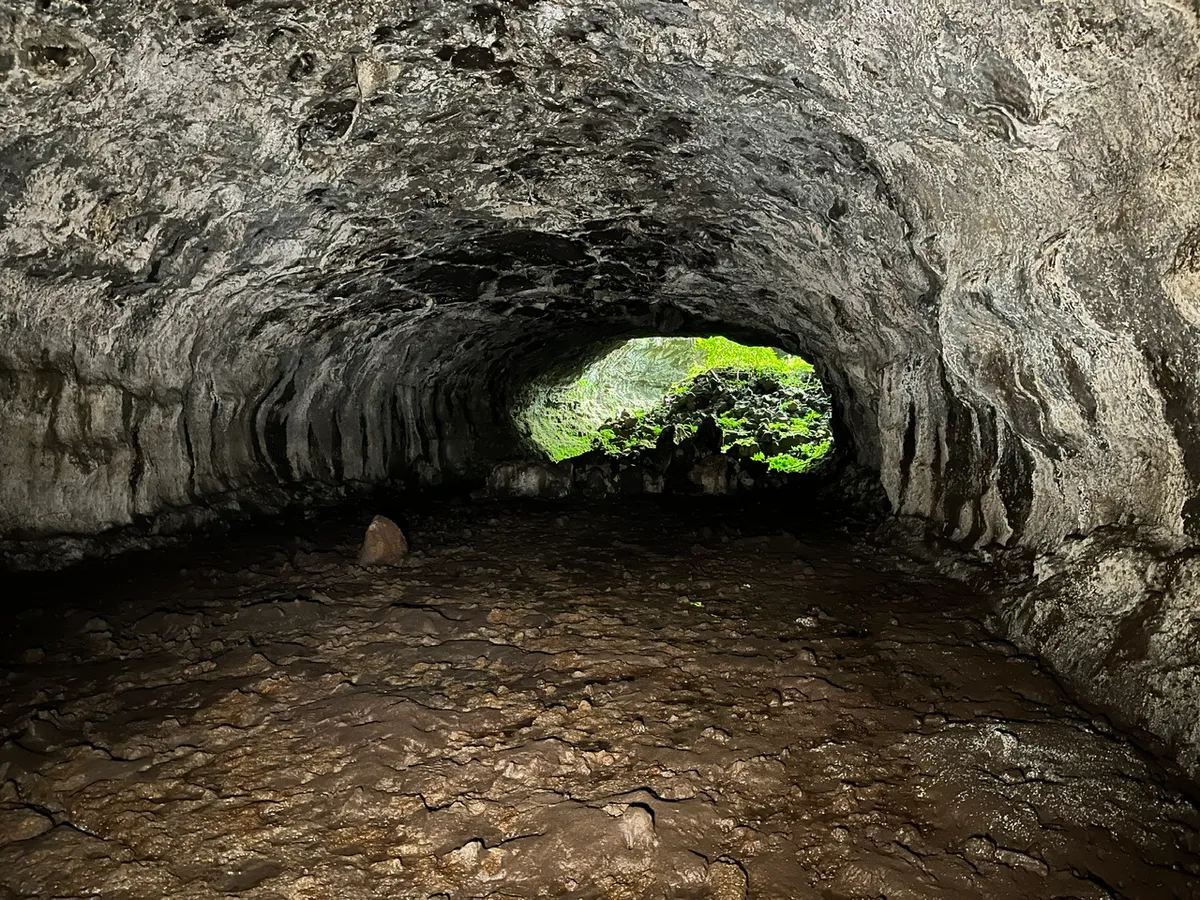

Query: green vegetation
left=518, top=336, right=834, bottom=473
left=754, top=439, right=833, bottom=473
left=688, top=336, right=813, bottom=381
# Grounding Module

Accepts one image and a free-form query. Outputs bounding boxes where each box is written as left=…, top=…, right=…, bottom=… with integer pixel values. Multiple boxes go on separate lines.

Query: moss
left=689, top=336, right=813, bottom=381
left=521, top=336, right=833, bottom=468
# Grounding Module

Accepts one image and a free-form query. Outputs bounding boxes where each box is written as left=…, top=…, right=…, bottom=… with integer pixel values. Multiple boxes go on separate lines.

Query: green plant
left=718, top=415, right=743, bottom=432
left=688, top=336, right=813, bottom=382
left=766, top=454, right=804, bottom=472
left=519, top=335, right=833, bottom=467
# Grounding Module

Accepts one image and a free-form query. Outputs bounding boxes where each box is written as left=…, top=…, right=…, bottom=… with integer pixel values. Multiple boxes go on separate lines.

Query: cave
left=3, top=0, right=1200, bottom=897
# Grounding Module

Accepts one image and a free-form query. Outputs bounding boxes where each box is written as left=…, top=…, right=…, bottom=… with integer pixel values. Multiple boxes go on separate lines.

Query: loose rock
left=619, top=804, right=656, bottom=850
left=357, top=515, right=408, bottom=566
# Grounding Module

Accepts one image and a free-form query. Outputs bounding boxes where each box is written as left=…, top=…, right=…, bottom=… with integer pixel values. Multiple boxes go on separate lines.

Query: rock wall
left=2, top=0, right=1198, bottom=555
left=1000, top=533, right=1200, bottom=778
left=3, top=0, right=1200, bottom=763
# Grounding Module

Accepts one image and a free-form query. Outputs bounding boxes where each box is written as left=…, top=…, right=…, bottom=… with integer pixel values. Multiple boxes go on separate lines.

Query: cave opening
left=507, top=335, right=836, bottom=498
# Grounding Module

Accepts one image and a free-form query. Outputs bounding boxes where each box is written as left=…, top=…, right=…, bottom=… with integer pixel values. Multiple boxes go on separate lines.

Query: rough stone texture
left=486, top=459, right=575, bottom=498
left=483, top=426, right=825, bottom=500
left=2, top=0, right=1199, bottom=553
left=708, top=860, right=750, bottom=900
left=357, top=513, right=408, bottom=565
left=4, top=0, right=1200, bottom=816
left=999, top=531, right=1200, bottom=778
left=3, top=502, right=1199, bottom=898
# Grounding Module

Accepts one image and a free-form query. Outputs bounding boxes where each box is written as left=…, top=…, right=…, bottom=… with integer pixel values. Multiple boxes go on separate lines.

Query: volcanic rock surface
left=2, top=0, right=1199, bottom=549
left=3, top=0, right=1200, bottom=819
left=3, top=501, right=1199, bottom=899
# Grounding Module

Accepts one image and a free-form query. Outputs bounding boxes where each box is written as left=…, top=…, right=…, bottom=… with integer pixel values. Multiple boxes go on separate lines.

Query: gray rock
left=619, top=804, right=656, bottom=850
left=1001, top=532, right=1200, bottom=778
left=0, top=0, right=1194, bottom=557
left=689, top=456, right=733, bottom=495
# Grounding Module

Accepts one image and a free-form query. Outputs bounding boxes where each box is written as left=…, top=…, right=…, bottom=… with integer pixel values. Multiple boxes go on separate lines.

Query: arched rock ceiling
left=1, top=0, right=1199, bottom=551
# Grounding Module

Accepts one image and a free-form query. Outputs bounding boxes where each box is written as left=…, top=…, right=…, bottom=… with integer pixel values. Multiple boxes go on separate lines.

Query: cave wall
left=1000, top=532, right=1200, bottom=778
left=2, top=2, right=1199, bottom=555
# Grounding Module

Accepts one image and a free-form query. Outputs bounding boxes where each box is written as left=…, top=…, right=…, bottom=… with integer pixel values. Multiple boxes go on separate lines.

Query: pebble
left=620, top=805, right=656, bottom=850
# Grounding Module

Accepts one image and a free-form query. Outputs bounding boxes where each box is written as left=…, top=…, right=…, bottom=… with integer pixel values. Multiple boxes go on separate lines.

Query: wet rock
left=1001, top=532, right=1200, bottom=779
left=18, top=717, right=78, bottom=753
left=208, top=858, right=284, bottom=893
left=2, top=502, right=1200, bottom=898
left=446, top=839, right=486, bottom=867
left=358, top=515, right=409, bottom=566
left=619, top=804, right=656, bottom=850
left=0, top=808, right=53, bottom=845
left=707, top=859, right=748, bottom=900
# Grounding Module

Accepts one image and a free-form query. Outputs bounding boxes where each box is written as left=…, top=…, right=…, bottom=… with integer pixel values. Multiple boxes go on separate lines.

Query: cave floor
left=2, top=500, right=1199, bottom=900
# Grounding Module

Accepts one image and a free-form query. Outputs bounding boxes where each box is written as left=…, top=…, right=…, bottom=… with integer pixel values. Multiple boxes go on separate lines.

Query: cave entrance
left=515, top=336, right=834, bottom=495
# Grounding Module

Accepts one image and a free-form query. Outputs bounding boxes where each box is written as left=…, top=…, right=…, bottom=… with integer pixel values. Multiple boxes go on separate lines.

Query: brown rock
left=0, top=808, right=54, bottom=845
left=619, top=804, right=656, bottom=850
left=357, top=515, right=408, bottom=566
left=707, top=859, right=748, bottom=900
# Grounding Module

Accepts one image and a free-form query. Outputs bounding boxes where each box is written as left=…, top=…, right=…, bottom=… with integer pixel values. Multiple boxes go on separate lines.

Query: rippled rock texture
left=3, top=503, right=1199, bottom=899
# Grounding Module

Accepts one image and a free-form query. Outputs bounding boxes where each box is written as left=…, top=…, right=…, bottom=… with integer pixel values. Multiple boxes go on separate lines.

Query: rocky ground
left=2, top=499, right=1199, bottom=900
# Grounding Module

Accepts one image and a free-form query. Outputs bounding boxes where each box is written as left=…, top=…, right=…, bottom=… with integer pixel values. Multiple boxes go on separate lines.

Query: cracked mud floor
left=2, top=500, right=1200, bottom=900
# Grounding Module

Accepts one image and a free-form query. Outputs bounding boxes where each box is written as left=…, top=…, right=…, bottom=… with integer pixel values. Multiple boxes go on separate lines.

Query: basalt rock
left=488, top=427, right=821, bottom=499
left=2, top=1, right=1200, bottom=774
left=487, top=459, right=575, bottom=499
left=999, top=532, right=1200, bottom=776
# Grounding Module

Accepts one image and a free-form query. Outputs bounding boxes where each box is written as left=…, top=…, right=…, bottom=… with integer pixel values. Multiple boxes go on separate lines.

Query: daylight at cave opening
left=3, top=0, right=1200, bottom=898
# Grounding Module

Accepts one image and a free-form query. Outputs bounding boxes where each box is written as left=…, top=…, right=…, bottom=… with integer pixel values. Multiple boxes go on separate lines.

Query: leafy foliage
left=520, top=336, right=833, bottom=471
left=592, top=368, right=833, bottom=473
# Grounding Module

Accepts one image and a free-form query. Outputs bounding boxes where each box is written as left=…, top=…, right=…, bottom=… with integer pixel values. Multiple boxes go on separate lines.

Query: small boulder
left=689, top=455, right=732, bottom=494
left=694, top=416, right=724, bottom=456
left=358, top=515, right=408, bottom=566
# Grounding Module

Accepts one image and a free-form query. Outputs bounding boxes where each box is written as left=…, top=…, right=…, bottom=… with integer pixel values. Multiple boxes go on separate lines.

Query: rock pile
left=592, top=368, right=833, bottom=467
left=488, top=416, right=815, bottom=501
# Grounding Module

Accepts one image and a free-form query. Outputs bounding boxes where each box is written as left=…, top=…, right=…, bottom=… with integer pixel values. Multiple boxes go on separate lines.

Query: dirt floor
left=2, top=499, right=1199, bottom=899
